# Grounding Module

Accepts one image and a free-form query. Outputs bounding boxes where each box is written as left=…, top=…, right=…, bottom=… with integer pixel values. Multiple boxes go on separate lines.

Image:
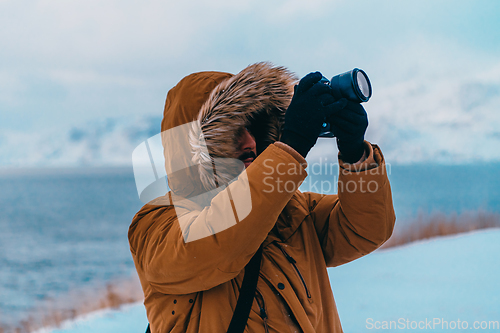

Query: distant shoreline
left=1, top=277, right=144, bottom=333
left=0, top=166, right=134, bottom=177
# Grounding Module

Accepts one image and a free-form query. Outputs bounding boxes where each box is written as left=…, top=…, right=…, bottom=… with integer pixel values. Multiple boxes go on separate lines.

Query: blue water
left=0, top=168, right=142, bottom=329
left=301, top=162, right=500, bottom=221
left=388, top=164, right=500, bottom=220
left=0, top=164, right=499, bottom=330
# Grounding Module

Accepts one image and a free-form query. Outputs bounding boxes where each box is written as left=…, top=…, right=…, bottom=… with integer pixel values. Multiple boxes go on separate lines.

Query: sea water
left=0, top=168, right=142, bottom=328
left=300, top=162, right=500, bottom=219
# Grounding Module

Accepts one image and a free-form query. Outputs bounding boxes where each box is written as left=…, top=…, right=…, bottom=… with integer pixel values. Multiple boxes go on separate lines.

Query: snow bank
left=39, top=229, right=500, bottom=333
left=331, top=228, right=500, bottom=332
left=33, top=303, right=148, bottom=333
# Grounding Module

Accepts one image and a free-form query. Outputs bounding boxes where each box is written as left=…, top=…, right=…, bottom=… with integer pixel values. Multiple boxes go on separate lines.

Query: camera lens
left=328, top=68, right=372, bottom=103
left=356, top=70, right=371, bottom=100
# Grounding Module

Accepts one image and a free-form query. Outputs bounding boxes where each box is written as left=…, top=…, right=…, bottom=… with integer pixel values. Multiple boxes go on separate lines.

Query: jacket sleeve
left=306, top=142, right=396, bottom=267
left=128, top=143, right=308, bottom=294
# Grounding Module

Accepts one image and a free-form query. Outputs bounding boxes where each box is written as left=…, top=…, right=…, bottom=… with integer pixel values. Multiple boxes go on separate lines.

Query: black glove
left=327, top=100, right=368, bottom=163
left=280, top=72, right=347, bottom=157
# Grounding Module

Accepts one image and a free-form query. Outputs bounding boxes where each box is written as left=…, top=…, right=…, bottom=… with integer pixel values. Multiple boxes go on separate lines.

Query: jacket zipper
left=273, top=241, right=312, bottom=299
left=255, top=289, right=269, bottom=333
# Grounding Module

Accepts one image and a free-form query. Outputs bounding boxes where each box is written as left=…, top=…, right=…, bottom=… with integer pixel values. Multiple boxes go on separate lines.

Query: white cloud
left=48, top=69, right=146, bottom=87
left=0, top=70, right=26, bottom=106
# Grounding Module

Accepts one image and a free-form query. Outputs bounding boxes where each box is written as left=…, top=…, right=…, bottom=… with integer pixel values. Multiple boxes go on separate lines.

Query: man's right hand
left=280, top=72, right=347, bottom=158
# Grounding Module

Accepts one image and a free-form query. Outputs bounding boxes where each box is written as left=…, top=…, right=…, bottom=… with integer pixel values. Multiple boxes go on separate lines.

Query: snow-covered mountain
left=311, top=62, right=500, bottom=164
left=0, top=115, right=162, bottom=168
left=2, top=63, right=500, bottom=168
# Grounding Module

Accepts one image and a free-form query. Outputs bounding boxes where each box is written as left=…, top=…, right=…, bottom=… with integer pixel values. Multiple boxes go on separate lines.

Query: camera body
left=319, top=68, right=372, bottom=137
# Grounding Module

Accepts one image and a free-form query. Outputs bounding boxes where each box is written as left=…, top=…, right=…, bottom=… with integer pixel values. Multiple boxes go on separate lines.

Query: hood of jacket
left=160, top=62, right=297, bottom=198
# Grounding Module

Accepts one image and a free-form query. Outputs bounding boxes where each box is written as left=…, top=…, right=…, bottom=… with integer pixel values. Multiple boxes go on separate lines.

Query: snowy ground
left=33, top=304, right=148, bottom=333
left=37, top=229, right=500, bottom=333
left=331, top=229, right=500, bottom=332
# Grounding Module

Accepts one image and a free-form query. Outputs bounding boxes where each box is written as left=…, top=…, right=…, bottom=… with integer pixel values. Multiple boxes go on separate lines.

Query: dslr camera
left=319, top=68, right=372, bottom=137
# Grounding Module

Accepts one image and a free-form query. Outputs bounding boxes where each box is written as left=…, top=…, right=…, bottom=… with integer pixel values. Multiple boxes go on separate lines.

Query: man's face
left=236, top=128, right=257, bottom=168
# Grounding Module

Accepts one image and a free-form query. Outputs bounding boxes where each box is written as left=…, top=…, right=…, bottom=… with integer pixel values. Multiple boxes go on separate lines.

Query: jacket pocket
left=272, top=241, right=311, bottom=299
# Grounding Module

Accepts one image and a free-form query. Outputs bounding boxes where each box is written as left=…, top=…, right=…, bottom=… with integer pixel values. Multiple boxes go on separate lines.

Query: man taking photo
left=129, top=62, right=395, bottom=333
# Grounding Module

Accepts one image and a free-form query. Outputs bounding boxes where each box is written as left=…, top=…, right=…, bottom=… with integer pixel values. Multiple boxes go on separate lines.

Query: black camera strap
left=227, top=245, right=263, bottom=333
left=144, top=246, right=263, bottom=333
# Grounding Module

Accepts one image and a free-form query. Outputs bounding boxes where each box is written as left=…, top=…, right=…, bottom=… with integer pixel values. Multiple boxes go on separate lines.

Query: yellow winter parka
left=129, top=62, right=396, bottom=333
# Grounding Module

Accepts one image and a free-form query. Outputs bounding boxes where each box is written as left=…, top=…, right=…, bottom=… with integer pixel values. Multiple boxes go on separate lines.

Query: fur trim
left=189, top=62, right=298, bottom=191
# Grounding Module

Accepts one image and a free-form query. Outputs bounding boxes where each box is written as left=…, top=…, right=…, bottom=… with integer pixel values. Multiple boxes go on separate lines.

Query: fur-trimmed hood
left=161, top=62, right=297, bottom=197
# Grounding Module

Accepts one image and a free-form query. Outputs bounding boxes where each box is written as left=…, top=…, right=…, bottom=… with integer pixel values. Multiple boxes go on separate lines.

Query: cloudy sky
left=1, top=0, right=500, bottom=165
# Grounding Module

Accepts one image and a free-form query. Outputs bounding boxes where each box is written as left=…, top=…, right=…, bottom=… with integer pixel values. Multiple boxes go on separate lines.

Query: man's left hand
left=327, top=101, right=368, bottom=163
